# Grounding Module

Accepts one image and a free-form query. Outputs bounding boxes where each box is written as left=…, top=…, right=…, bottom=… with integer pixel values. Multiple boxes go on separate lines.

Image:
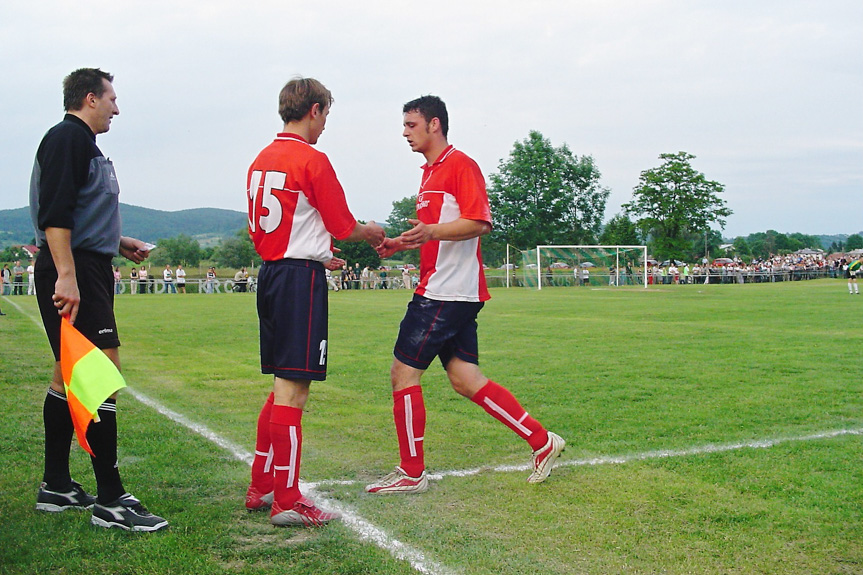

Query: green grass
left=1, top=280, right=861, bottom=574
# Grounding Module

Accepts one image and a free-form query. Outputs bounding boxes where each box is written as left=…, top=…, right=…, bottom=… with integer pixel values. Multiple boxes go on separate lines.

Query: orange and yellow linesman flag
left=60, top=316, right=126, bottom=456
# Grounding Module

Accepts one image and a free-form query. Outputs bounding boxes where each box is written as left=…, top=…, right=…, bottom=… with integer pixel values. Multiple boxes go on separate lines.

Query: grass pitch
left=1, top=280, right=861, bottom=574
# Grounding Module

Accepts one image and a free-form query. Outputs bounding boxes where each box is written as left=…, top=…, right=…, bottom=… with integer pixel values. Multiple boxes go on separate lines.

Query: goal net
left=515, top=245, right=648, bottom=289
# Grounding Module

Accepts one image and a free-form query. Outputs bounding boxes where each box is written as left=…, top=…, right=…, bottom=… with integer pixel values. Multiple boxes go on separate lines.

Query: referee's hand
left=53, top=276, right=80, bottom=324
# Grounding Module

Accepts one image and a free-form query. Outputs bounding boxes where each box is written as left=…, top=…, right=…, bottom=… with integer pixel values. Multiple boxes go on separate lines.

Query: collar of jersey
left=63, top=113, right=97, bottom=141
left=276, top=132, right=310, bottom=144
left=421, top=145, right=456, bottom=169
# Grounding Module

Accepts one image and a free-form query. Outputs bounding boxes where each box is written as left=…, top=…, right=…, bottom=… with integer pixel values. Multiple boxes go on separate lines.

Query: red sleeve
left=306, top=154, right=357, bottom=240
left=454, top=156, right=492, bottom=226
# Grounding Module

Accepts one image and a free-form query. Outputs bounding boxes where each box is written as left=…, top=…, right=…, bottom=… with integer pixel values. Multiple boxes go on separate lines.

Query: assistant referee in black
left=30, top=68, right=167, bottom=532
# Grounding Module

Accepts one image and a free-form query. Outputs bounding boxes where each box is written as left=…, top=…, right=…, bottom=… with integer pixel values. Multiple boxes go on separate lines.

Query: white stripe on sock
left=288, top=425, right=298, bottom=488
left=404, top=394, right=423, bottom=457
left=272, top=428, right=300, bottom=489
left=483, top=397, right=532, bottom=436
left=265, top=445, right=274, bottom=474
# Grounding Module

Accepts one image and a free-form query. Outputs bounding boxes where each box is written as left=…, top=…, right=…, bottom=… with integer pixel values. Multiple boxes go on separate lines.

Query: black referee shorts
left=35, top=248, right=120, bottom=361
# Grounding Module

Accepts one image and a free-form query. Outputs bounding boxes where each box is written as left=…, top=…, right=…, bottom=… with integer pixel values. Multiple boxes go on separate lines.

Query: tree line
left=9, top=131, right=849, bottom=269
left=380, top=132, right=853, bottom=265
left=139, top=229, right=384, bottom=271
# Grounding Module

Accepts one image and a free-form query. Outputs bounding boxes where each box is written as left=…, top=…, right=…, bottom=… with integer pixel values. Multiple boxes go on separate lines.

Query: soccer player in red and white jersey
left=365, top=96, right=565, bottom=494
left=245, top=78, right=385, bottom=525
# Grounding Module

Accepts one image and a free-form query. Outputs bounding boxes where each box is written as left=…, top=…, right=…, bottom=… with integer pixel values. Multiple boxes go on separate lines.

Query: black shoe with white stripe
left=91, top=493, right=168, bottom=532
left=36, top=480, right=97, bottom=512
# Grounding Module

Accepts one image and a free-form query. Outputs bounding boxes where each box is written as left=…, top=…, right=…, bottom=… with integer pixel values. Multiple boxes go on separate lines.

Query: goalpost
left=520, top=245, right=648, bottom=289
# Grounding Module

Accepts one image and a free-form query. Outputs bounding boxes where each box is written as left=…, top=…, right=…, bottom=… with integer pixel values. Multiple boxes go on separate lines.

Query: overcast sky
left=1, top=0, right=860, bottom=239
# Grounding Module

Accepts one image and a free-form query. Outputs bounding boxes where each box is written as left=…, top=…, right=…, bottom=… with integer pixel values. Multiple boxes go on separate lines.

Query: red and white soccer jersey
left=414, top=146, right=491, bottom=302
left=247, top=133, right=357, bottom=262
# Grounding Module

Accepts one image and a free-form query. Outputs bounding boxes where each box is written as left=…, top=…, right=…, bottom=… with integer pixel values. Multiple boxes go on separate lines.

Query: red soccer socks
left=270, top=404, right=303, bottom=510
left=471, top=380, right=548, bottom=451
left=393, top=386, right=426, bottom=478
left=249, top=393, right=274, bottom=496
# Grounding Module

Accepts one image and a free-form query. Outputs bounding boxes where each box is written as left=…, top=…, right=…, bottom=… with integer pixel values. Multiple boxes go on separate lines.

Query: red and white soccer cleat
left=528, top=431, right=565, bottom=483
left=270, top=496, right=342, bottom=527
left=365, top=466, right=429, bottom=494
left=245, top=485, right=274, bottom=512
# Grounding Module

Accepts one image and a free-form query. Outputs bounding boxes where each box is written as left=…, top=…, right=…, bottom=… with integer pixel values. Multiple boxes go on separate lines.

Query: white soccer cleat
left=528, top=432, right=565, bottom=483
left=365, top=467, right=429, bottom=494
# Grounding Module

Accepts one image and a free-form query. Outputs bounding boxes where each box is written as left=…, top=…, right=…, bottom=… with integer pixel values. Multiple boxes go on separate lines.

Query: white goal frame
left=532, top=245, right=648, bottom=289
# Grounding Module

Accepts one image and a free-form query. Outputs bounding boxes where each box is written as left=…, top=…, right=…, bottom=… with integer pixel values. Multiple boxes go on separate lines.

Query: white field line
left=306, top=427, right=863, bottom=488
left=7, top=297, right=453, bottom=575
left=127, top=388, right=454, bottom=575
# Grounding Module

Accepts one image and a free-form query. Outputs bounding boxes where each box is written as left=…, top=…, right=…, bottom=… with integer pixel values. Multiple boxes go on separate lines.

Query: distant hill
left=0, top=204, right=246, bottom=247
left=0, top=207, right=31, bottom=246
left=117, top=205, right=246, bottom=246
left=817, top=233, right=860, bottom=250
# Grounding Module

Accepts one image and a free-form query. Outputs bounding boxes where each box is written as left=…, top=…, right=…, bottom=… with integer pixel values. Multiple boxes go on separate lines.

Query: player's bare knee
left=391, top=359, right=422, bottom=392
left=448, top=377, right=472, bottom=398
left=448, top=372, right=485, bottom=399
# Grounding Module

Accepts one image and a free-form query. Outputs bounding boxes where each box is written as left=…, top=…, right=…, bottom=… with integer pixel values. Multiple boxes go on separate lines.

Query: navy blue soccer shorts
left=393, top=294, right=484, bottom=371
left=257, top=258, right=328, bottom=381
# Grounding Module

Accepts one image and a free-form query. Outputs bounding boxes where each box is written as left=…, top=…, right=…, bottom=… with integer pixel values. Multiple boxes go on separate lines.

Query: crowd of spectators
left=515, top=250, right=861, bottom=288
left=326, top=264, right=416, bottom=291
left=2, top=260, right=34, bottom=295
left=638, top=251, right=852, bottom=285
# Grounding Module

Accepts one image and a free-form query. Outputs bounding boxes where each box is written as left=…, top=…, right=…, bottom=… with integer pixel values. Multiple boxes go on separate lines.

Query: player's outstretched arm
left=375, top=237, right=405, bottom=259
left=343, top=221, right=385, bottom=247
left=398, top=218, right=490, bottom=250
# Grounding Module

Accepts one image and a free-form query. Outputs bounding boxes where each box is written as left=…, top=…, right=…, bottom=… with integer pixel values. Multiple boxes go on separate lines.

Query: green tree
left=333, top=221, right=381, bottom=269
left=386, top=196, right=417, bottom=238
left=151, top=234, right=203, bottom=267
left=599, top=213, right=641, bottom=246
left=769, top=230, right=795, bottom=254
left=480, top=237, right=507, bottom=268
left=385, top=197, right=419, bottom=266
left=789, top=233, right=823, bottom=251
left=689, top=229, right=724, bottom=262
left=745, top=230, right=804, bottom=258
left=488, top=131, right=609, bottom=249
left=623, top=152, right=731, bottom=261
left=846, top=234, right=863, bottom=251
left=746, top=231, right=772, bottom=258
left=828, top=241, right=844, bottom=254
left=0, top=246, right=26, bottom=262
left=731, top=236, right=751, bottom=259
left=213, top=229, right=261, bottom=269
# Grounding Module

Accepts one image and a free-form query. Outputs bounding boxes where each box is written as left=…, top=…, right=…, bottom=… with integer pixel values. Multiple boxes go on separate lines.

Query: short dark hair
left=63, top=68, right=113, bottom=112
left=403, top=95, right=448, bottom=137
left=278, top=77, right=333, bottom=124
